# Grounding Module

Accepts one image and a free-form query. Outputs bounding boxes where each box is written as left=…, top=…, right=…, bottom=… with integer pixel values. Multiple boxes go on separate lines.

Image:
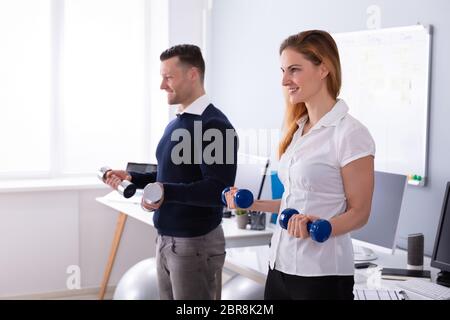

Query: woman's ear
left=319, top=63, right=330, bottom=80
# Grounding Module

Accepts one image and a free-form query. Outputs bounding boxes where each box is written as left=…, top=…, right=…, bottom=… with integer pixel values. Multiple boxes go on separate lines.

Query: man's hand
left=105, top=170, right=131, bottom=190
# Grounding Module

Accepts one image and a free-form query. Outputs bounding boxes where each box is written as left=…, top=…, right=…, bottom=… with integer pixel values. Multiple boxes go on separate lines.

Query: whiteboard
left=333, top=25, right=431, bottom=185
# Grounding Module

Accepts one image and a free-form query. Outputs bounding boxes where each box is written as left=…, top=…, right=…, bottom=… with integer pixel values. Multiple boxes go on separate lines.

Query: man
left=105, top=44, right=238, bottom=300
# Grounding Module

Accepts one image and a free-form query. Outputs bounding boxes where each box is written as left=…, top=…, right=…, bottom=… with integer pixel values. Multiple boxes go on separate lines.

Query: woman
left=225, top=30, right=375, bottom=300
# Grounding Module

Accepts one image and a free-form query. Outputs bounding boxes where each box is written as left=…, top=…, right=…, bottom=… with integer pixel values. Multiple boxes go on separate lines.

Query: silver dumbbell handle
left=98, top=166, right=112, bottom=181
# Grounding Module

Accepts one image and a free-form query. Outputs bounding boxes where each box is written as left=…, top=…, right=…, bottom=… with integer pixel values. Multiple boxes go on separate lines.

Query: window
left=0, top=0, right=52, bottom=176
left=0, top=0, right=168, bottom=179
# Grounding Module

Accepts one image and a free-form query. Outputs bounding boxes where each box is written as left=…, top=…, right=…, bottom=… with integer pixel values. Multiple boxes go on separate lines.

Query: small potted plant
left=235, top=208, right=249, bottom=229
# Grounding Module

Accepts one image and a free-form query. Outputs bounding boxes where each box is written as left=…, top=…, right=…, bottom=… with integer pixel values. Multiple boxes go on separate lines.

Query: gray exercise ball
left=113, top=258, right=159, bottom=300
left=221, top=275, right=264, bottom=300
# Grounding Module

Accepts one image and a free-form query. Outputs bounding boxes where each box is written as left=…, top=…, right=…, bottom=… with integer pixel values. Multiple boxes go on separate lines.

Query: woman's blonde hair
left=278, top=30, right=342, bottom=158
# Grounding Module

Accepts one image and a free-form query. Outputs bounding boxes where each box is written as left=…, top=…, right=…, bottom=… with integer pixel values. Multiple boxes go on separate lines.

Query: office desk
left=95, top=190, right=275, bottom=299
left=224, top=242, right=440, bottom=300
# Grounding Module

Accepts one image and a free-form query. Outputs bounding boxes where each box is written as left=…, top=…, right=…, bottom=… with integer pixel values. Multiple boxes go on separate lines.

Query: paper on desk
left=103, top=189, right=143, bottom=204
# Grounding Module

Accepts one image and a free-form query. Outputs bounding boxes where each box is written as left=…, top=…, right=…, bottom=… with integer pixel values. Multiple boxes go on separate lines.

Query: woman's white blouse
left=269, top=99, right=376, bottom=276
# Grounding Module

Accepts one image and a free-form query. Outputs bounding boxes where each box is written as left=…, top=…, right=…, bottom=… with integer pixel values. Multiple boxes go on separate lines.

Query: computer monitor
left=222, top=153, right=269, bottom=219
left=126, top=162, right=157, bottom=175
left=431, top=182, right=450, bottom=287
left=234, top=153, right=270, bottom=199
left=351, top=171, right=407, bottom=261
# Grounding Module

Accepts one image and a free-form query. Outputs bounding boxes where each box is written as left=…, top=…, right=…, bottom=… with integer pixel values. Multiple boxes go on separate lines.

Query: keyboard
left=353, top=288, right=405, bottom=300
left=396, top=278, right=450, bottom=300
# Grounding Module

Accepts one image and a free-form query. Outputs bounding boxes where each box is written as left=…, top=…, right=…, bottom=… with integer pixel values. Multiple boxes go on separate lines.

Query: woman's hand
left=287, top=214, right=320, bottom=239
left=225, top=187, right=281, bottom=213
left=224, top=186, right=238, bottom=209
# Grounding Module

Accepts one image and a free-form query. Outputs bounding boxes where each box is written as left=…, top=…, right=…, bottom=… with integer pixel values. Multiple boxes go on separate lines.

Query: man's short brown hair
left=160, top=44, right=205, bottom=83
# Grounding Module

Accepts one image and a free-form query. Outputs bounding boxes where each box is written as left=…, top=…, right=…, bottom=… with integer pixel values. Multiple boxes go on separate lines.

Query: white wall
left=0, top=188, right=156, bottom=297
left=169, top=0, right=205, bottom=47
left=0, top=191, right=79, bottom=296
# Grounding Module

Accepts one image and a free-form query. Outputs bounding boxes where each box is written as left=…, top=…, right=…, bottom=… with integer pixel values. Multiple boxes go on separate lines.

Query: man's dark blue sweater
left=130, top=104, right=238, bottom=237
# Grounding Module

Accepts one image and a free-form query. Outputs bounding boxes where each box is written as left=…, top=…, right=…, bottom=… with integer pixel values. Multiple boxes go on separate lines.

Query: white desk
left=95, top=190, right=275, bottom=299
left=97, top=191, right=441, bottom=300
left=224, top=242, right=440, bottom=300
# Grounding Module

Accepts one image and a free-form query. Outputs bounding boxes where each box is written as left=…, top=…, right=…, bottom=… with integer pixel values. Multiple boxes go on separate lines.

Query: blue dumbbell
left=279, top=208, right=332, bottom=243
left=221, top=187, right=254, bottom=209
